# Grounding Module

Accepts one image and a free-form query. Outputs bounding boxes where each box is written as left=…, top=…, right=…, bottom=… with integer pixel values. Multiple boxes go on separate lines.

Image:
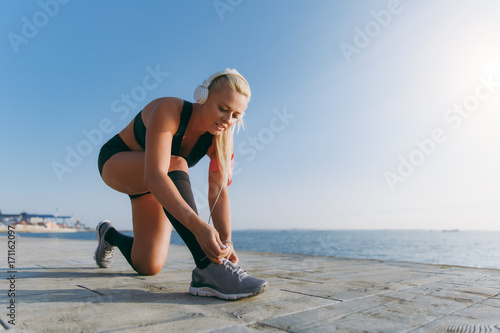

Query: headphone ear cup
left=193, top=84, right=209, bottom=104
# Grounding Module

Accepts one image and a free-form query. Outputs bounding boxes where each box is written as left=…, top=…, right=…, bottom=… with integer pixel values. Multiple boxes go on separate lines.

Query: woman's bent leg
left=130, top=193, right=172, bottom=275
left=101, top=194, right=172, bottom=275
left=99, top=150, right=172, bottom=275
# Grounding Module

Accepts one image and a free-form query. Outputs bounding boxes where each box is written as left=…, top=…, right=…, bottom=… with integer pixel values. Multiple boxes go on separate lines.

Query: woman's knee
left=133, top=258, right=165, bottom=276
left=131, top=239, right=170, bottom=276
left=131, top=244, right=170, bottom=275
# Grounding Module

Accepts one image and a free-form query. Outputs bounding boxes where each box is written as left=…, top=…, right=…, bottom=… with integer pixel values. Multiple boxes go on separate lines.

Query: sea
left=8, top=229, right=500, bottom=270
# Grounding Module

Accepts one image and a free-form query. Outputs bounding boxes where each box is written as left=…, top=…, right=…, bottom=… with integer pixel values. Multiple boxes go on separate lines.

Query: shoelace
left=103, top=245, right=115, bottom=258
left=223, top=260, right=249, bottom=279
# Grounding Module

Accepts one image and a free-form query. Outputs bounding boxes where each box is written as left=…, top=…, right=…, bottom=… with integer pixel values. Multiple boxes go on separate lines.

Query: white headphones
left=193, top=68, right=248, bottom=104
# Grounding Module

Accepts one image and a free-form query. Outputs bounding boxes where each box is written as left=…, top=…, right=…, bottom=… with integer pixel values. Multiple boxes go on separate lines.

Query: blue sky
left=1, top=0, right=499, bottom=231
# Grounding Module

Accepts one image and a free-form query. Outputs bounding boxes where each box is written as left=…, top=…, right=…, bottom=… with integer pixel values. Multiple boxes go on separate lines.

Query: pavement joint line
left=434, top=280, right=500, bottom=290
left=277, top=276, right=324, bottom=284
left=323, top=286, right=472, bottom=327
left=76, top=284, right=105, bottom=296
left=307, top=297, right=403, bottom=327
left=0, top=318, right=10, bottom=330
left=340, top=283, right=432, bottom=301
left=279, top=289, right=343, bottom=302
left=223, top=282, right=412, bottom=332
left=251, top=321, right=292, bottom=332
left=204, top=300, right=344, bottom=333
left=408, top=270, right=463, bottom=276
left=316, top=282, right=451, bottom=307
left=402, top=291, right=500, bottom=333
left=230, top=296, right=412, bottom=333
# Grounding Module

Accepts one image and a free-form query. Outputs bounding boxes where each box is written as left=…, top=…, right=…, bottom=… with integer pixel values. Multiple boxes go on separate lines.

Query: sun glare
left=483, top=59, right=500, bottom=81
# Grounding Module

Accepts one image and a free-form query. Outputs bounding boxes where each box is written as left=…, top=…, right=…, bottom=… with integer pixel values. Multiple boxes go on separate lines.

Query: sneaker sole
left=189, top=283, right=268, bottom=300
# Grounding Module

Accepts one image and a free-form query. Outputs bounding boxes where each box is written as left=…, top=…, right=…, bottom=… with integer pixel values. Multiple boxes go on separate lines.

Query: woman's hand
left=194, top=223, right=230, bottom=264
left=224, top=244, right=239, bottom=265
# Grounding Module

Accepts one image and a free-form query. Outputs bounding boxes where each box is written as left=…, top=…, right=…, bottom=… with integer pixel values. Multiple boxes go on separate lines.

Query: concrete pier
left=1, top=237, right=500, bottom=332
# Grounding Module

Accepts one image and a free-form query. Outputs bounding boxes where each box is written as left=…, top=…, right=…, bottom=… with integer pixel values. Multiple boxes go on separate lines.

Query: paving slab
left=0, top=237, right=499, bottom=332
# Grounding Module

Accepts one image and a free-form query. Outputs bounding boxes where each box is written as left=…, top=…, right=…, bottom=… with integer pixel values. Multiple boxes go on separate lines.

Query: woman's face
left=203, top=85, right=248, bottom=135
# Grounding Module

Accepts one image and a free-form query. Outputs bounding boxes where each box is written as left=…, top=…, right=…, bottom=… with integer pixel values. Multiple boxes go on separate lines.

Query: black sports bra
left=133, top=100, right=214, bottom=167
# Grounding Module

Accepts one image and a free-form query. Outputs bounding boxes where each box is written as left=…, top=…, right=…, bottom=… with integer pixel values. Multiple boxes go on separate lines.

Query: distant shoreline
left=0, top=225, right=92, bottom=233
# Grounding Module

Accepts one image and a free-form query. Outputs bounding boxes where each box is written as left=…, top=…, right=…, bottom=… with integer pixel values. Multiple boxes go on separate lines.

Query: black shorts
left=97, top=134, right=132, bottom=176
left=98, top=135, right=151, bottom=200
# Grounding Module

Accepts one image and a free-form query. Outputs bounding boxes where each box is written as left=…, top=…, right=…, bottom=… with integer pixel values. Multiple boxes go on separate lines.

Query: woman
left=94, top=68, right=268, bottom=300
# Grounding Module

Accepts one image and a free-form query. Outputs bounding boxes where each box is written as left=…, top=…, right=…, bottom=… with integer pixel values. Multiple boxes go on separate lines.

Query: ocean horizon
left=6, top=229, right=500, bottom=270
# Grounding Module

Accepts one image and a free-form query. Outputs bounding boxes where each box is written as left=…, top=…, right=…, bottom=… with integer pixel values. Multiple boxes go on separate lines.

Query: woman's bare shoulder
left=143, top=97, right=184, bottom=126
left=144, top=97, right=184, bottom=114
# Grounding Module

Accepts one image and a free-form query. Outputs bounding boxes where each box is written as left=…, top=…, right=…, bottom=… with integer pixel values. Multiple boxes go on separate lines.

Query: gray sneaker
left=93, top=220, right=116, bottom=268
left=189, top=258, right=269, bottom=300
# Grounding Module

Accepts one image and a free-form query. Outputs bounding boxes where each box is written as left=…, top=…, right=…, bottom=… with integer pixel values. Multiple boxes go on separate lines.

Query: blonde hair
left=208, top=74, right=251, bottom=186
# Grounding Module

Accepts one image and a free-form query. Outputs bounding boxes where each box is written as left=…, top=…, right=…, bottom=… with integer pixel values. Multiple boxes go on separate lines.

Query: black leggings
left=104, top=170, right=211, bottom=271
left=165, top=170, right=211, bottom=269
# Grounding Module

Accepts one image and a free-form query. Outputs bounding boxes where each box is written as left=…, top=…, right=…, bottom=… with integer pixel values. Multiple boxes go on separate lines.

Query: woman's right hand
left=194, top=223, right=229, bottom=264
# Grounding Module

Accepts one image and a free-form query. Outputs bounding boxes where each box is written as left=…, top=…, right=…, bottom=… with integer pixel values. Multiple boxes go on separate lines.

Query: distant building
left=0, top=211, right=91, bottom=232
left=0, top=211, right=72, bottom=225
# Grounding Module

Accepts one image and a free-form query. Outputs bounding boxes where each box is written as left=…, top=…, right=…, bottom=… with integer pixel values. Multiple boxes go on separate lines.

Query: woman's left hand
left=225, top=244, right=239, bottom=265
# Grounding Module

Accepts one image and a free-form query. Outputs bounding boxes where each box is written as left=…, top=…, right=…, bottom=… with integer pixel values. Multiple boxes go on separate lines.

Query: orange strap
left=209, top=154, right=234, bottom=185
